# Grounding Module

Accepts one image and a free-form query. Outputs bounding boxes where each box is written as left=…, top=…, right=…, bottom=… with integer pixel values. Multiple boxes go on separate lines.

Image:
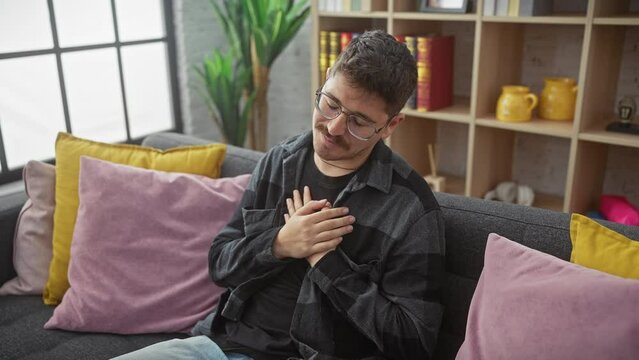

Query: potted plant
left=198, top=0, right=310, bottom=150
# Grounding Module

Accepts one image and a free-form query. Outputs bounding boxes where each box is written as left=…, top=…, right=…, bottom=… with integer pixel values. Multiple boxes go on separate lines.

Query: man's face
left=312, top=72, right=401, bottom=166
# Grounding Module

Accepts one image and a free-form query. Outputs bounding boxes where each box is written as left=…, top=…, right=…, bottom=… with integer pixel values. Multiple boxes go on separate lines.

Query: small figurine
left=606, top=95, right=639, bottom=135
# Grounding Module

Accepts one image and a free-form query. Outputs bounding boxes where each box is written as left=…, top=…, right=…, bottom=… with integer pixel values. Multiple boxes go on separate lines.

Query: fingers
left=303, top=186, right=312, bottom=204
left=315, top=215, right=355, bottom=233
left=286, top=198, right=295, bottom=216
left=293, top=189, right=304, bottom=210
left=316, top=221, right=354, bottom=242
left=309, top=206, right=349, bottom=222
left=311, top=237, right=344, bottom=254
left=284, top=213, right=290, bottom=223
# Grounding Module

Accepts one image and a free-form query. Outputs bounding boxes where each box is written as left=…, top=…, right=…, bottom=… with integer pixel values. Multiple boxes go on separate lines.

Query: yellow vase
left=539, top=77, right=578, bottom=121
left=496, top=85, right=538, bottom=122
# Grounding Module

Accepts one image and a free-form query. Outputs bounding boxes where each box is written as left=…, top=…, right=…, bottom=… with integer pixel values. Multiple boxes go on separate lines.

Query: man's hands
left=273, top=186, right=355, bottom=267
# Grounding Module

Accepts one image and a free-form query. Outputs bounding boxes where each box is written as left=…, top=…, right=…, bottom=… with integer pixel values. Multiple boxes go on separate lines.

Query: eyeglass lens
left=316, top=92, right=376, bottom=139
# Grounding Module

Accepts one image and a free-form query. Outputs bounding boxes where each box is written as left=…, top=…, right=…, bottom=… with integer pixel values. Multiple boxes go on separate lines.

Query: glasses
left=315, top=89, right=394, bottom=141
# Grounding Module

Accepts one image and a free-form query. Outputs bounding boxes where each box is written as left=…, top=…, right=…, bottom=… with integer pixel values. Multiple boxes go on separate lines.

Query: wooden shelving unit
left=311, top=0, right=639, bottom=214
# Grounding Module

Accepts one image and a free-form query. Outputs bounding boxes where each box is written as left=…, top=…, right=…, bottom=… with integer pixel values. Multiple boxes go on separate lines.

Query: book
left=404, top=36, right=417, bottom=110
left=319, top=31, right=329, bottom=84
left=508, top=0, right=520, bottom=16
left=416, top=35, right=454, bottom=112
left=340, top=32, right=353, bottom=52
left=360, top=0, right=372, bottom=12
left=328, top=31, right=340, bottom=68
left=342, top=0, right=352, bottom=11
left=496, top=0, right=509, bottom=16
left=483, top=0, right=497, bottom=15
left=519, top=0, right=552, bottom=16
left=351, top=0, right=361, bottom=11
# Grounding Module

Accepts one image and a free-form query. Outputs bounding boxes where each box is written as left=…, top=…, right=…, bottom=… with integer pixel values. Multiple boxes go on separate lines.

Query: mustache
left=315, top=124, right=349, bottom=149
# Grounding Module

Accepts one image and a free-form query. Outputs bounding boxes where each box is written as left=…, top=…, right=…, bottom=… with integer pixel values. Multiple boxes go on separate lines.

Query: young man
left=116, top=29, right=444, bottom=360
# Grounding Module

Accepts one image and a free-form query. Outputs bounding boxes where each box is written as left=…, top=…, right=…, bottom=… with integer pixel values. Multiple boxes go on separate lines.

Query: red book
left=416, top=35, right=454, bottom=112
left=340, top=32, right=353, bottom=52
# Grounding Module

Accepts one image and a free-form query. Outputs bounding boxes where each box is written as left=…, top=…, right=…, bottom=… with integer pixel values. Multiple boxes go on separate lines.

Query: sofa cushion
left=570, top=213, right=639, bottom=279
left=0, top=295, right=186, bottom=359
left=0, top=161, right=55, bottom=295
left=45, top=132, right=227, bottom=305
left=456, top=233, right=639, bottom=360
left=44, top=157, right=249, bottom=334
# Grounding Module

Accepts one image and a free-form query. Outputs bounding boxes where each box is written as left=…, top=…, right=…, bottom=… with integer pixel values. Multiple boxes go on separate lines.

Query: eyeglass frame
left=314, top=89, right=397, bottom=141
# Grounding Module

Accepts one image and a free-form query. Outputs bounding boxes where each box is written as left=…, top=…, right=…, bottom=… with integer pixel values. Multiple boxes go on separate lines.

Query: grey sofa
left=1, top=132, right=638, bottom=360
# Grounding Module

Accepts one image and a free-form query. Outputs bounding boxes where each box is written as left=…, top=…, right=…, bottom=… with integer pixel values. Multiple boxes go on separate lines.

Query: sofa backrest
left=142, top=132, right=639, bottom=360
left=433, top=192, right=639, bottom=360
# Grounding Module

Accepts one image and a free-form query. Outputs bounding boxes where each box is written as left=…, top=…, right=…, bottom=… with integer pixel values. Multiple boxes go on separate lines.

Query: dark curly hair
left=328, top=30, right=417, bottom=116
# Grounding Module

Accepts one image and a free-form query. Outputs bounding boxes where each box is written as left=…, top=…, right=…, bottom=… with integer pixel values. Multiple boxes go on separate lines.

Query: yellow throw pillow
left=570, top=213, right=639, bottom=280
left=44, top=132, right=226, bottom=305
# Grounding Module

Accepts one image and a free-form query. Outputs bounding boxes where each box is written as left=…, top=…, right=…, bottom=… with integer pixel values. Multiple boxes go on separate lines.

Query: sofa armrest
left=0, top=187, right=28, bottom=286
left=141, top=132, right=264, bottom=178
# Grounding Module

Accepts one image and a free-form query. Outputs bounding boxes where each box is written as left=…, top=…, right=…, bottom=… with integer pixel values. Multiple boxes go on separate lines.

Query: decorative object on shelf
left=539, top=77, right=578, bottom=121
left=419, top=0, right=470, bottom=13
left=484, top=181, right=535, bottom=206
left=606, top=96, right=639, bottom=135
left=496, top=85, right=538, bottom=122
left=424, top=144, right=446, bottom=192
left=618, top=96, right=637, bottom=124
left=599, top=195, right=639, bottom=226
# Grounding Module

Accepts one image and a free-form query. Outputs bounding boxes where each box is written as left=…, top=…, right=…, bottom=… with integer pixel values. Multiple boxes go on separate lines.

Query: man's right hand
left=273, top=189, right=355, bottom=260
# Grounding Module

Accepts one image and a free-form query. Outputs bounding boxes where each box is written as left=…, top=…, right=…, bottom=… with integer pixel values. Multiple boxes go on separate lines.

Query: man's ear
left=380, top=113, right=404, bottom=140
left=325, top=67, right=331, bottom=80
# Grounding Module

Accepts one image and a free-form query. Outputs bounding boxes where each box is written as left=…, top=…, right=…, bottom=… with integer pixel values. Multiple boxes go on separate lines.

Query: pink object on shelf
left=599, top=195, right=639, bottom=226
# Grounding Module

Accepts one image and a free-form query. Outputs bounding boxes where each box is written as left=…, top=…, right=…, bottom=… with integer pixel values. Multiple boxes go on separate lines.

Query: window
left=0, top=0, right=181, bottom=184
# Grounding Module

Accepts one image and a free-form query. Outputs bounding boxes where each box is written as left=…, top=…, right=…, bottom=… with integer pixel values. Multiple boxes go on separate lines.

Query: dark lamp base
left=606, top=121, right=639, bottom=135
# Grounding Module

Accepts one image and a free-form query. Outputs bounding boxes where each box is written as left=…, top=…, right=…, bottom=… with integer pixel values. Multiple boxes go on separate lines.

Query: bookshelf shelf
left=403, top=97, right=472, bottom=124
left=579, top=130, right=639, bottom=148
left=533, top=192, right=565, bottom=212
left=312, top=0, right=639, bottom=213
left=476, top=117, right=574, bottom=138
left=392, top=12, right=477, bottom=22
left=481, top=14, right=588, bottom=24
left=593, top=16, right=639, bottom=25
left=319, top=11, right=389, bottom=18
left=439, top=173, right=466, bottom=196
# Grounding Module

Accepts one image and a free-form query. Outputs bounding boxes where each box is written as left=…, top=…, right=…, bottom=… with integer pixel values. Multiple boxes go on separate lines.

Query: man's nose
left=327, top=113, right=348, bottom=136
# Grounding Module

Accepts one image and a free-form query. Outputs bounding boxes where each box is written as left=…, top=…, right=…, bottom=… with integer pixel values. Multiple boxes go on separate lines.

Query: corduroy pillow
left=45, top=157, right=249, bottom=333
left=44, top=132, right=226, bottom=305
left=0, top=161, right=55, bottom=295
left=456, top=233, right=639, bottom=360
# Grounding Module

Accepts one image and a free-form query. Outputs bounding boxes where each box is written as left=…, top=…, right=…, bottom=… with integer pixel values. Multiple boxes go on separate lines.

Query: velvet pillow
left=0, top=161, right=55, bottom=295
left=570, top=213, right=639, bottom=279
left=45, top=132, right=226, bottom=305
left=456, top=233, right=639, bottom=360
left=44, top=157, right=249, bottom=334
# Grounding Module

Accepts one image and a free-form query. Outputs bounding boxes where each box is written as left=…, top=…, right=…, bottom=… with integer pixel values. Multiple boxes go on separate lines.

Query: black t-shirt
left=212, top=152, right=355, bottom=359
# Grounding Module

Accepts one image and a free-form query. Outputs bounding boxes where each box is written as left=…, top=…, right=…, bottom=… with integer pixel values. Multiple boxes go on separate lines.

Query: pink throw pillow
left=456, top=233, right=639, bottom=360
left=44, top=157, right=250, bottom=334
left=0, top=161, right=55, bottom=295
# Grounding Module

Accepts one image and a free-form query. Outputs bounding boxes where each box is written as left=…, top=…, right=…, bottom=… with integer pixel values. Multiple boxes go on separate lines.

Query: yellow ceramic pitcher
left=539, top=77, right=578, bottom=121
left=496, top=85, right=538, bottom=122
